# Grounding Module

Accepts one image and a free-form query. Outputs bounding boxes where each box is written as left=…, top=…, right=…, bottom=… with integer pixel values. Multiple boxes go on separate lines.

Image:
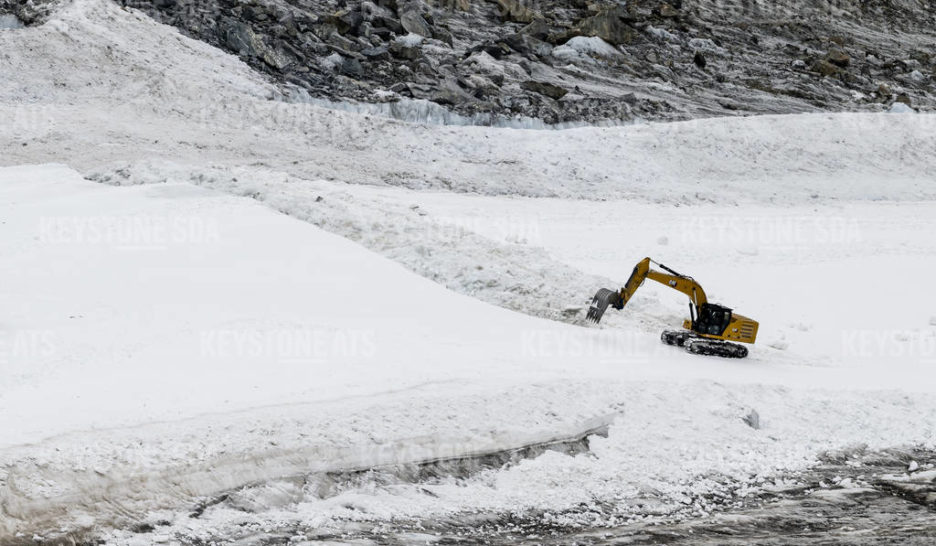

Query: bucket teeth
left=586, top=288, right=620, bottom=324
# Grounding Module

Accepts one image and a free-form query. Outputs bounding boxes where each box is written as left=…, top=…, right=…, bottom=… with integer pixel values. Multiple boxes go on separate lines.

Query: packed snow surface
left=3, top=164, right=935, bottom=540
left=1, top=0, right=935, bottom=541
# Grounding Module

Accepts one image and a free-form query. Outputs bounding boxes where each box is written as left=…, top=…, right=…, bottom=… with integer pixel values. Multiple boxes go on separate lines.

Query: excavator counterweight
left=587, top=257, right=759, bottom=359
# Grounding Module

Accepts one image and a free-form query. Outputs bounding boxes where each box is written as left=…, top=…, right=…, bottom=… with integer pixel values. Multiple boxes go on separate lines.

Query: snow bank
left=2, top=165, right=935, bottom=541
left=553, top=36, right=623, bottom=62
left=0, top=164, right=615, bottom=536
left=889, top=102, right=915, bottom=114
left=88, top=160, right=617, bottom=325
left=0, top=0, right=272, bottom=105
left=1, top=0, right=935, bottom=202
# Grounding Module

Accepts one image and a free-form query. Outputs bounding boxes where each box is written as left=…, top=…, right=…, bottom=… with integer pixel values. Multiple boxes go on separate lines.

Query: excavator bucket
left=586, top=288, right=621, bottom=324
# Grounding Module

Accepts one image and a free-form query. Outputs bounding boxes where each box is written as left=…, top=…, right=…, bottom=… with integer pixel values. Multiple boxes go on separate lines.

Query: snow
left=4, top=165, right=936, bottom=538
left=889, top=101, right=915, bottom=113
left=394, top=32, right=424, bottom=47
left=0, top=14, right=24, bottom=29
left=286, top=90, right=595, bottom=129
left=645, top=25, right=679, bottom=42
left=689, top=37, right=726, bottom=55
left=552, top=36, right=622, bottom=62
left=320, top=52, right=344, bottom=71
left=1, top=0, right=936, bottom=540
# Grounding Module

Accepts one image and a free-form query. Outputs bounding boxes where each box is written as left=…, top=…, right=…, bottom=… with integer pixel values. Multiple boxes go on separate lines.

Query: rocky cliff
left=6, top=0, right=935, bottom=123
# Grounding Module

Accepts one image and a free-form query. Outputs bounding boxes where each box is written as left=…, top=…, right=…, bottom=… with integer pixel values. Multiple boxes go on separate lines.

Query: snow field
left=1, top=0, right=936, bottom=540
left=2, top=165, right=935, bottom=539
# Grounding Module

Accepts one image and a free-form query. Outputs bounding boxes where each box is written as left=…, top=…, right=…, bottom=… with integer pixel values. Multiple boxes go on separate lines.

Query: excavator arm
left=586, top=257, right=706, bottom=323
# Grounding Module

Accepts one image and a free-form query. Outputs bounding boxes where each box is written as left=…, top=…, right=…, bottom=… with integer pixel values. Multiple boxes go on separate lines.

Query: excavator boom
left=587, top=258, right=706, bottom=322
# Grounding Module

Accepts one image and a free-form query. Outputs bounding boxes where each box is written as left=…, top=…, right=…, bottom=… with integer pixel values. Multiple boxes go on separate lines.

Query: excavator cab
left=691, top=303, right=733, bottom=336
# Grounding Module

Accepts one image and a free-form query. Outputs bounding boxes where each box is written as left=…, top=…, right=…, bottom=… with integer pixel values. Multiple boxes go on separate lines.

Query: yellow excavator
left=586, top=257, right=758, bottom=358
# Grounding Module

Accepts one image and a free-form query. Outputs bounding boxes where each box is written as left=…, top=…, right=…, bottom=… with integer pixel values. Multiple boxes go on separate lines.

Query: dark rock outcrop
left=521, top=80, right=568, bottom=100
left=0, top=0, right=64, bottom=24
left=89, top=0, right=936, bottom=124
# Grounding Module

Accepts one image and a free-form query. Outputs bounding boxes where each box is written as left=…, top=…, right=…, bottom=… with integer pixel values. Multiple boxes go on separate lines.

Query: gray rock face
left=566, top=6, right=637, bottom=46
left=0, top=0, right=64, bottom=25
left=521, top=80, right=568, bottom=100
left=82, top=0, right=936, bottom=123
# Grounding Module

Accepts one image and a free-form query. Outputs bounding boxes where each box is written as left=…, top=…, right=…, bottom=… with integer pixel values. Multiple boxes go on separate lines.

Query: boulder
left=360, top=1, right=393, bottom=23
left=221, top=18, right=292, bottom=69
left=495, top=0, right=538, bottom=24
left=519, top=17, right=550, bottom=40
left=326, top=9, right=363, bottom=36
left=568, top=7, right=637, bottom=46
left=361, top=45, right=390, bottom=61
left=659, top=3, right=679, bottom=18
left=431, top=85, right=472, bottom=106
left=400, top=10, right=432, bottom=38
left=389, top=82, right=413, bottom=96
left=221, top=19, right=262, bottom=57
left=339, top=56, right=364, bottom=76
left=324, top=30, right=359, bottom=52
left=368, top=26, right=394, bottom=40
left=826, top=48, right=850, bottom=68
left=742, top=409, right=760, bottom=430
left=389, top=35, right=423, bottom=60
left=373, top=16, right=405, bottom=35
left=468, top=41, right=513, bottom=60
left=501, top=32, right=551, bottom=58
left=432, top=27, right=455, bottom=47
left=521, top=80, right=568, bottom=99
left=812, top=59, right=841, bottom=77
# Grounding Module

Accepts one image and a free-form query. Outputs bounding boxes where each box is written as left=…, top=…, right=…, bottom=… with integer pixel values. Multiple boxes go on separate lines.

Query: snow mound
left=0, top=0, right=272, bottom=106
left=87, top=160, right=618, bottom=326
left=553, top=36, right=622, bottom=62
left=889, top=102, right=915, bottom=114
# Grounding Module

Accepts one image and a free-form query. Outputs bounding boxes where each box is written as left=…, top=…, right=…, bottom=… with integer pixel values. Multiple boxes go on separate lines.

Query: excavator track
left=661, top=330, right=749, bottom=358
left=685, top=338, right=749, bottom=359
left=660, top=329, right=692, bottom=346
